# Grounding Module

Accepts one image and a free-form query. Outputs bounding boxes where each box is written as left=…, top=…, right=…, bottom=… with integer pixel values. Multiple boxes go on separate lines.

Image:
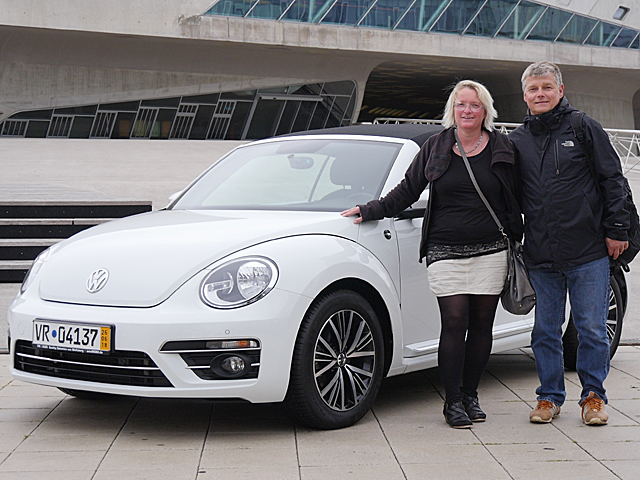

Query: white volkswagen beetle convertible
left=7, top=124, right=627, bottom=429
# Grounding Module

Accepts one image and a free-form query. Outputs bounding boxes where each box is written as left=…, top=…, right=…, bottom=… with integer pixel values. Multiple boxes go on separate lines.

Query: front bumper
left=8, top=275, right=310, bottom=403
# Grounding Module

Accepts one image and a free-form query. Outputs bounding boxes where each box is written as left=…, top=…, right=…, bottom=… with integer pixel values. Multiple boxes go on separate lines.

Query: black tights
left=436, top=294, right=500, bottom=403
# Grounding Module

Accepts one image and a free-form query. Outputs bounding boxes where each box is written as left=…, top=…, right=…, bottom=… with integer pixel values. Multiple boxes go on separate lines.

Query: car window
left=171, top=138, right=403, bottom=211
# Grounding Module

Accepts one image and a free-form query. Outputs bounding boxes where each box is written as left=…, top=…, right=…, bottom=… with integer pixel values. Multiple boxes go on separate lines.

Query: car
left=7, top=124, right=627, bottom=429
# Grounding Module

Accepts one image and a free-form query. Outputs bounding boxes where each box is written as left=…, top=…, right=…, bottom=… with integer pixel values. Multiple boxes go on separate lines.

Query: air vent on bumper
left=160, top=339, right=260, bottom=380
left=14, top=340, right=173, bottom=387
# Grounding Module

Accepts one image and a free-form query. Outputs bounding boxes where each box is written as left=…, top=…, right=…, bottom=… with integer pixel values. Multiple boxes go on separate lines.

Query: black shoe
left=461, top=392, right=486, bottom=422
left=443, top=400, right=473, bottom=429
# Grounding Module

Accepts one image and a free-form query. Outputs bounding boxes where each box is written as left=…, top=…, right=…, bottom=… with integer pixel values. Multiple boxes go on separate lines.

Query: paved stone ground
left=1, top=347, right=639, bottom=480
left=1, top=139, right=640, bottom=479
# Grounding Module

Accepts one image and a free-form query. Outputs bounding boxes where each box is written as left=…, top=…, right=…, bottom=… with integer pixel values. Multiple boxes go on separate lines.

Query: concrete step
left=0, top=218, right=111, bottom=239
left=0, top=260, right=32, bottom=283
left=0, top=239, right=59, bottom=261
left=0, top=202, right=151, bottom=219
left=0, top=184, right=153, bottom=283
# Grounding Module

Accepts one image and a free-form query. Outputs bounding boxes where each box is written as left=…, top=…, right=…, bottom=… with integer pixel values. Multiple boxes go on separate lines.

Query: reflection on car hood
left=38, top=210, right=357, bottom=307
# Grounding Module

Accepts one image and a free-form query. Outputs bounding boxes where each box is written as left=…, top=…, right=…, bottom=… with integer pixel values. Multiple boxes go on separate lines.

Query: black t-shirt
left=428, top=145, right=506, bottom=245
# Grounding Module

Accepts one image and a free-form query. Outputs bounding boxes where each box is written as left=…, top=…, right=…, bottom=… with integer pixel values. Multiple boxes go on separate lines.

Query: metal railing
left=373, top=117, right=640, bottom=174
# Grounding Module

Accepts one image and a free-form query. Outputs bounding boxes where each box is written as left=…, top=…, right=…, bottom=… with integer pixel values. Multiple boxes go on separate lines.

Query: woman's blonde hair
left=442, top=80, right=497, bottom=131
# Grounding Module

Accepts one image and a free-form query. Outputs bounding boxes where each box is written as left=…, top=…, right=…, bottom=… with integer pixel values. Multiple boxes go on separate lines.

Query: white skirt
left=427, top=250, right=508, bottom=297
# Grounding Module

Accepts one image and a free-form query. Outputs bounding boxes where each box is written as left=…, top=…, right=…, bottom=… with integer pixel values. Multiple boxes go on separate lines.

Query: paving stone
left=197, top=466, right=300, bottom=480
left=579, top=440, right=640, bottom=461
left=502, top=460, right=619, bottom=480
left=95, top=470, right=197, bottom=480
left=0, top=450, right=105, bottom=472
left=486, top=441, right=593, bottom=466
left=98, top=448, right=203, bottom=471
left=0, top=408, right=53, bottom=422
left=110, top=431, right=206, bottom=451
left=14, top=433, right=115, bottom=452
left=301, top=463, right=405, bottom=480
left=602, top=459, right=640, bottom=480
left=402, top=461, right=512, bottom=480
left=200, top=444, right=299, bottom=469
left=0, top=471, right=96, bottom=480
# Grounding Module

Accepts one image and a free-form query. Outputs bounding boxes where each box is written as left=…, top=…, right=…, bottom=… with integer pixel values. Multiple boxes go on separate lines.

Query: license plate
left=32, top=320, right=112, bottom=354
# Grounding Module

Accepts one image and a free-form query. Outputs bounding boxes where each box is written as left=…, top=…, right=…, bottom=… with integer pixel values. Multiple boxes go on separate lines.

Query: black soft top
left=284, top=123, right=443, bottom=148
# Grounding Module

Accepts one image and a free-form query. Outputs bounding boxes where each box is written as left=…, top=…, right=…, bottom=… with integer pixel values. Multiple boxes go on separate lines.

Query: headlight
left=21, top=248, right=51, bottom=294
left=200, top=257, right=278, bottom=309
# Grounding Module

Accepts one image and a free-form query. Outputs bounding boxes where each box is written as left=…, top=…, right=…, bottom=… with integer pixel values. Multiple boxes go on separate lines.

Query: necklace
left=455, top=132, right=483, bottom=154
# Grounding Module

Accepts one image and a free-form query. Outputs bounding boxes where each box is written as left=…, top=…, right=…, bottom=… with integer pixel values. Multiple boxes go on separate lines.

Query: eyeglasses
left=454, top=102, right=485, bottom=112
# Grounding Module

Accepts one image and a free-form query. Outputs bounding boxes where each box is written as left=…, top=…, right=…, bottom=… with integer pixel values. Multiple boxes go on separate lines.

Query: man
left=509, top=61, right=629, bottom=425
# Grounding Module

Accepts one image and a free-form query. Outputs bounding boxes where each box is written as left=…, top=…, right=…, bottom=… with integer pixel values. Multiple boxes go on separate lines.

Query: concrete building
left=1, top=0, right=640, bottom=140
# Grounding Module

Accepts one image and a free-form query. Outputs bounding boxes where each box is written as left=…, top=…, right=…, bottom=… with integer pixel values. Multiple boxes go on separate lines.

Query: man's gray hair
left=521, top=61, right=563, bottom=92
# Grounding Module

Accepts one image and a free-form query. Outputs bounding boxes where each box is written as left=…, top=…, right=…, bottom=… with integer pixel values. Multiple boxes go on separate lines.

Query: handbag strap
left=454, top=128, right=508, bottom=240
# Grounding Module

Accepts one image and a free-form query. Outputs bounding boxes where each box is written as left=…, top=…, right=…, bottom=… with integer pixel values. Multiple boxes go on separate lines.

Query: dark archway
left=359, top=59, right=527, bottom=124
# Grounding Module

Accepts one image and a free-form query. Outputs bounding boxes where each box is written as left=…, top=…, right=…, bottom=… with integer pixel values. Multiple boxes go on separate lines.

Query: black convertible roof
left=284, top=123, right=443, bottom=148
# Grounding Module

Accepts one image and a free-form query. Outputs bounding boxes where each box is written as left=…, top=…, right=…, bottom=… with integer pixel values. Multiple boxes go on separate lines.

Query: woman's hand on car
left=341, top=206, right=363, bottom=224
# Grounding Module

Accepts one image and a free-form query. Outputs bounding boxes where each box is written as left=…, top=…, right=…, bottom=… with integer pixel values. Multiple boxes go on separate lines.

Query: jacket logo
left=562, top=140, right=575, bottom=147
left=86, top=269, right=109, bottom=293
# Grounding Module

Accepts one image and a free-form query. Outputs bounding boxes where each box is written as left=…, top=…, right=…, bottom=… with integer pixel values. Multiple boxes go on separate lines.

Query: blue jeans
left=528, top=256, right=610, bottom=406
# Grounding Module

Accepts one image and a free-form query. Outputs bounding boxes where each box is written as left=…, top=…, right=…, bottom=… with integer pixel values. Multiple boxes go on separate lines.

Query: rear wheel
left=563, top=274, right=624, bottom=370
left=285, top=290, right=385, bottom=429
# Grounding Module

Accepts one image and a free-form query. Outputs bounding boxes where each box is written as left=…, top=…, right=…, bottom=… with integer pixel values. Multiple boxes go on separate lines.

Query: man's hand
left=606, top=238, right=629, bottom=260
left=341, top=206, right=363, bottom=224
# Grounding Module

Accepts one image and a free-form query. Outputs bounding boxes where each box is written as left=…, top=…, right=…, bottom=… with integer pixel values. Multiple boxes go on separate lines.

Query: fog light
left=221, top=355, right=245, bottom=374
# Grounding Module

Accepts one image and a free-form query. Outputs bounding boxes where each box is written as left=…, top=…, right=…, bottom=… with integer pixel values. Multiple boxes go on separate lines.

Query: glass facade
left=205, top=0, right=640, bottom=49
left=0, top=81, right=357, bottom=141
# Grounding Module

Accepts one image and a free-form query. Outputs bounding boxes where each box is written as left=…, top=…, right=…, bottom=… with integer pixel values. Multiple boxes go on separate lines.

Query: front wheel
left=562, top=273, right=624, bottom=370
left=285, top=290, right=385, bottom=429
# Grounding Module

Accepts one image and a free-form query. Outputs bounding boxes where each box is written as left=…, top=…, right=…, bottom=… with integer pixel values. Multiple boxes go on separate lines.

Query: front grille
left=14, top=340, right=173, bottom=387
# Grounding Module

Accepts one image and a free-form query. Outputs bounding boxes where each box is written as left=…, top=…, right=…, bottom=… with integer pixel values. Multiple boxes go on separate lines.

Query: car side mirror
left=165, top=191, right=183, bottom=209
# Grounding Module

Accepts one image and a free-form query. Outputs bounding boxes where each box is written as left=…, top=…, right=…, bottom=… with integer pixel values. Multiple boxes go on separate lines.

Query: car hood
left=38, top=210, right=358, bottom=307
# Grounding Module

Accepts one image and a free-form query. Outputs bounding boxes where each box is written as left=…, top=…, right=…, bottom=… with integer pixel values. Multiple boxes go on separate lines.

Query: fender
left=234, top=234, right=405, bottom=375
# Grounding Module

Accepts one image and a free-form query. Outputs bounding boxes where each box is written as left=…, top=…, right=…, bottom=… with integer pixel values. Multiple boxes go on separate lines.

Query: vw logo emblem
left=86, top=269, right=109, bottom=293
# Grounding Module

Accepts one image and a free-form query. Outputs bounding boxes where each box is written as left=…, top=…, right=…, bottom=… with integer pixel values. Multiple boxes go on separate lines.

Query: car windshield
left=171, top=138, right=403, bottom=211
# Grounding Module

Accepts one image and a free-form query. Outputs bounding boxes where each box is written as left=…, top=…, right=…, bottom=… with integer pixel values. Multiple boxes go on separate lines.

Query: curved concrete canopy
left=1, top=1, right=640, bottom=128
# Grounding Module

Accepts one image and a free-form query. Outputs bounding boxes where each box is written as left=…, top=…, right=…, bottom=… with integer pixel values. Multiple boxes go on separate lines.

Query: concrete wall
left=2, top=0, right=640, bottom=127
left=0, top=139, right=243, bottom=209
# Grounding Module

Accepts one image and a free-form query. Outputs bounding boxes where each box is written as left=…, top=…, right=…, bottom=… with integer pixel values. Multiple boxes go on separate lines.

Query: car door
left=392, top=190, right=441, bottom=358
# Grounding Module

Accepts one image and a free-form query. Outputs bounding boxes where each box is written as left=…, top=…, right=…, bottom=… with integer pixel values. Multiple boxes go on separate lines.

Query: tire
left=606, top=274, right=624, bottom=359
left=58, top=388, right=114, bottom=400
left=562, top=274, right=625, bottom=370
left=285, top=290, right=385, bottom=430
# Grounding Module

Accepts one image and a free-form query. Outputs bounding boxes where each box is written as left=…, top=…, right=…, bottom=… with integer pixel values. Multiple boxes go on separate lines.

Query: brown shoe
left=530, top=400, right=561, bottom=423
left=580, top=392, right=609, bottom=425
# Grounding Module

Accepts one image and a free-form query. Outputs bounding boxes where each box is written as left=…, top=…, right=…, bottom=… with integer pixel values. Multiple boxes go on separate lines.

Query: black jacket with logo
left=358, top=127, right=523, bottom=262
left=509, top=98, right=629, bottom=270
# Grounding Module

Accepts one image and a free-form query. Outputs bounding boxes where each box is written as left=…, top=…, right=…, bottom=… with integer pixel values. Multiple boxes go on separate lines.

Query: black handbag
left=501, top=239, right=536, bottom=314
left=454, top=129, right=536, bottom=315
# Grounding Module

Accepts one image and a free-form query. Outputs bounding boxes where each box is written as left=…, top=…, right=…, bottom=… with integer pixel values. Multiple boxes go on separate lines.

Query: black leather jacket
left=359, top=127, right=523, bottom=262
left=509, top=98, right=629, bottom=270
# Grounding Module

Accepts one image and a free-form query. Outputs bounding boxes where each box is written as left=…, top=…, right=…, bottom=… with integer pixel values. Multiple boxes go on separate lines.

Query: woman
left=341, top=80, right=523, bottom=428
